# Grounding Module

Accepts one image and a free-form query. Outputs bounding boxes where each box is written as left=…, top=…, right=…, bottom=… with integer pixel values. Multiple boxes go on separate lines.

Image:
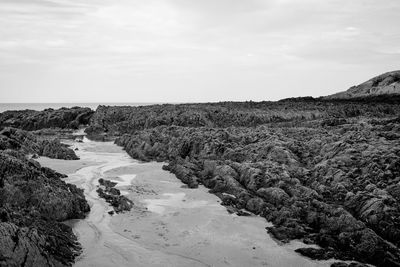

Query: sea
left=0, top=103, right=160, bottom=113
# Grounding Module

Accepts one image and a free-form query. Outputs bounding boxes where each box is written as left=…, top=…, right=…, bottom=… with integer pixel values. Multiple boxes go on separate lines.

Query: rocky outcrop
left=0, top=107, right=94, bottom=131
left=109, top=98, right=400, bottom=266
left=0, top=149, right=90, bottom=266
left=0, top=221, right=80, bottom=267
left=96, top=178, right=133, bottom=213
left=74, top=77, right=400, bottom=267
left=0, top=111, right=89, bottom=265
left=0, top=127, right=79, bottom=160
left=115, top=123, right=400, bottom=266
left=86, top=98, right=400, bottom=139
left=39, top=139, right=78, bottom=160
left=326, top=70, right=400, bottom=99
left=0, top=107, right=94, bottom=266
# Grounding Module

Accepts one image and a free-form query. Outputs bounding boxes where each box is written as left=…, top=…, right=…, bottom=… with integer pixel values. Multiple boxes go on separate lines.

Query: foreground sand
left=108, top=163, right=334, bottom=267
left=39, top=138, right=335, bottom=267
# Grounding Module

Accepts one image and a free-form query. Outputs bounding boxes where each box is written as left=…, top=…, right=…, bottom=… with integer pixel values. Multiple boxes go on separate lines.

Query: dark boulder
left=96, top=179, right=133, bottom=213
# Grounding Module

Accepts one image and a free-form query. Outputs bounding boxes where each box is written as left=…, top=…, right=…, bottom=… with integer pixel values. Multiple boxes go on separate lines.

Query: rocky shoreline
left=1, top=92, right=400, bottom=266
left=0, top=107, right=92, bottom=267
left=88, top=97, right=400, bottom=267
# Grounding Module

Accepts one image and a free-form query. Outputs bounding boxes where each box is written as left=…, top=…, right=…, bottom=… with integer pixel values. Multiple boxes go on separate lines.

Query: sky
left=0, top=0, right=399, bottom=103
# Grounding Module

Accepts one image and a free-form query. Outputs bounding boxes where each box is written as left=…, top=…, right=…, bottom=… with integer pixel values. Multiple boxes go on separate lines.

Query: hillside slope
left=326, top=70, right=400, bottom=99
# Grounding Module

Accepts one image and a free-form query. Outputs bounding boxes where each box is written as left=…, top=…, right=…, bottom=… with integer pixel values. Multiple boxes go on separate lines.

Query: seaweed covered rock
left=257, top=187, right=289, bottom=206
left=0, top=149, right=90, bottom=266
left=163, top=160, right=199, bottom=188
left=96, top=179, right=133, bottom=213
left=39, top=139, right=79, bottom=160
left=0, top=127, right=78, bottom=160
left=0, top=221, right=80, bottom=267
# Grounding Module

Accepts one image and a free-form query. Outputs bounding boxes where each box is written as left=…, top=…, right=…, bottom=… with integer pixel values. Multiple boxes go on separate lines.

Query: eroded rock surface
left=0, top=107, right=93, bottom=131
left=0, top=149, right=90, bottom=266
left=0, top=127, right=79, bottom=160
left=97, top=178, right=133, bottom=213
left=87, top=97, right=400, bottom=267
left=0, top=108, right=92, bottom=266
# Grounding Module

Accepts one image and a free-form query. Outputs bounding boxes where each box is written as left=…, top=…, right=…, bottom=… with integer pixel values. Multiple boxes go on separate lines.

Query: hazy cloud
left=0, top=0, right=399, bottom=102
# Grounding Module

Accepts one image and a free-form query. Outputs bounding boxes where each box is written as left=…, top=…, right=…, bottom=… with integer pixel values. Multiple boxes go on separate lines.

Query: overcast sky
left=0, top=0, right=399, bottom=103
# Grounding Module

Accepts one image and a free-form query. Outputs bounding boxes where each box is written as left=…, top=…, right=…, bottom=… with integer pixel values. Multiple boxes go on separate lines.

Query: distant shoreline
left=0, top=102, right=161, bottom=112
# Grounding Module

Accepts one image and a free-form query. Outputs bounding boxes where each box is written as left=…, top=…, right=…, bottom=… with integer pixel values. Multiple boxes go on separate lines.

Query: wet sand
left=37, top=156, right=98, bottom=175
left=39, top=137, right=335, bottom=267
left=108, top=164, right=332, bottom=267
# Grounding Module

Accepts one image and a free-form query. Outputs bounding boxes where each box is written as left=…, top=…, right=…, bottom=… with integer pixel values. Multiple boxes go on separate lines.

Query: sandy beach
left=37, top=156, right=98, bottom=175
left=38, top=138, right=335, bottom=267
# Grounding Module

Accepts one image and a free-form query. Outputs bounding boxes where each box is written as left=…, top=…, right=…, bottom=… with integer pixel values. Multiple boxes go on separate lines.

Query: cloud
left=0, top=0, right=399, bottom=102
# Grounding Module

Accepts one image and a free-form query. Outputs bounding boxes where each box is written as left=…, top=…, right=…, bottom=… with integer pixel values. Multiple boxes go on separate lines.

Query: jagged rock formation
left=0, top=107, right=94, bottom=131
left=114, top=120, right=400, bottom=266
left=87, top=96, right=400, bottom=267
left=0, top=108, right=92, bottom=266
left=326, top=70, right=400, bottom=99
left=86, top=98, right=400, bottom=138
left=0, top=127, right=79, bottom=160
left=0, top=149, right=90, bottom=266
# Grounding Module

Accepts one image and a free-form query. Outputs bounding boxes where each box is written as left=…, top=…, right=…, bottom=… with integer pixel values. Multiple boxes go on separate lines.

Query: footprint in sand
left=179, top=230, right=190, bottom=237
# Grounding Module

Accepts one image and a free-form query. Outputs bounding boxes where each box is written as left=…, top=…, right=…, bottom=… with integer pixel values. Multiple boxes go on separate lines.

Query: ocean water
left=0, top=103, right=159, bottom=113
